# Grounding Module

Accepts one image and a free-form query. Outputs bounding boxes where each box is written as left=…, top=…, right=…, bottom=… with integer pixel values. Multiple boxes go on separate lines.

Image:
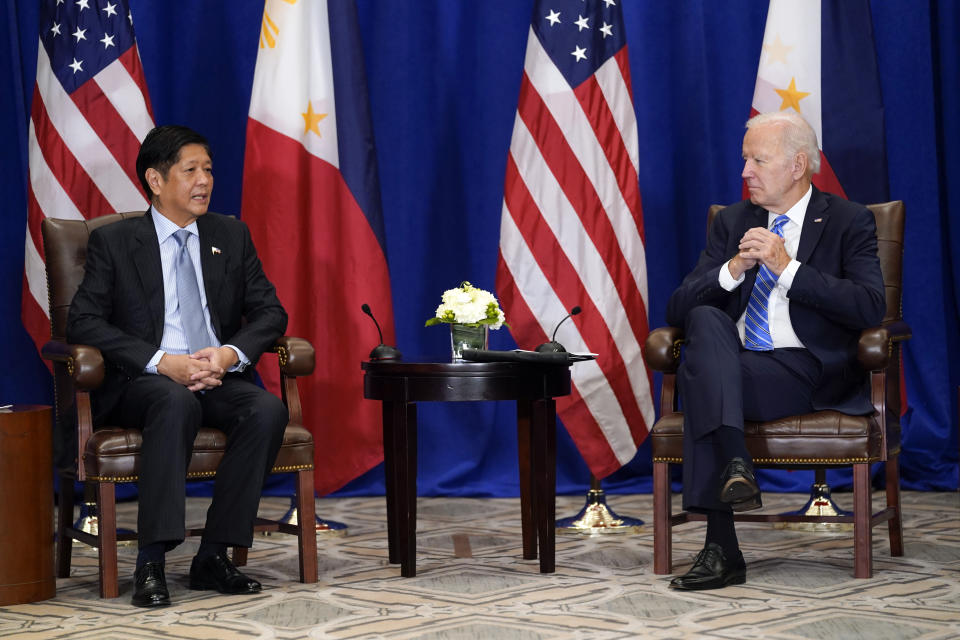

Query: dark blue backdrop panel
left=1, top=0, right=956, bottom=498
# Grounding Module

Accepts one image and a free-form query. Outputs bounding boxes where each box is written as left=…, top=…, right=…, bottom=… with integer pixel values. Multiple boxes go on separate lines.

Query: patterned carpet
left=1, top=490, right=958, bottom=639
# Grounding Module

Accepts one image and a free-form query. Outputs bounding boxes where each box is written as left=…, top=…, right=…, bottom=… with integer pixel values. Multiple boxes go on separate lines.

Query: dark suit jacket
left=665, top=187, right=885, bottom=415
left=67, top=209, right=288, bottom=421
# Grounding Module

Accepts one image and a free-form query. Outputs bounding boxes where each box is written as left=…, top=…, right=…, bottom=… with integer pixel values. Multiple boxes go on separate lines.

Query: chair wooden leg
left=56, top=476, right=75, bottom=578
left=852, top=463, right=872, bottom=578
left=296, top=469, right=318, bottom=583
left=232, top=546, right=248, bottom=566
left=96, top=482, right=120, bottom=598
left=886, top=455, right=904, bottom=557
left=653, top=461, right=672, bottom=575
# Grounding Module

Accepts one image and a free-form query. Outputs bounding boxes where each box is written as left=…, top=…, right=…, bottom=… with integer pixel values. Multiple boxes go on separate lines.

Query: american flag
left=496, top=0, right=654, bottom=478
left=23, top=0, right=153, bottom=351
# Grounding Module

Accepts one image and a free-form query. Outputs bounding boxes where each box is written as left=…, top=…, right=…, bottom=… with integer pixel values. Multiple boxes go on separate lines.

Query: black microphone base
left=535, top=341, right=567, bottom=353
left=369, top=344, right=402, bottom=361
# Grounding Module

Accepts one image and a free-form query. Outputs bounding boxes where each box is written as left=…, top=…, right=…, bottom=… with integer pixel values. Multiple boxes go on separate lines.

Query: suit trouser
left=677, top=306, right=821, bottom=511
left=107, top=374, right=288, bottom=548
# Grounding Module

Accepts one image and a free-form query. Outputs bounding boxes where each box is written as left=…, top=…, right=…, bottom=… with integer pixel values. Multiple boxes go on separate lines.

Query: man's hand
left=186, top=346, right=238, bottom=389
left=156, top=353, right=223, bottom=391
left=737, top=226, right=791, bottom=276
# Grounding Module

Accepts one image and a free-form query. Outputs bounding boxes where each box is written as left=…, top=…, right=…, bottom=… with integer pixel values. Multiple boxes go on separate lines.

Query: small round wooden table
left=363, top=359, right=571, bottom=577
left=0, top=405, right=55, bottom=605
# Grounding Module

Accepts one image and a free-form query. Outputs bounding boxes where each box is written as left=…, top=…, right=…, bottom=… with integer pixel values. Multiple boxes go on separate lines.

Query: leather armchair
left=643, top=201, right=909, bottom=578
left=41, top=212, right=318, bottom=598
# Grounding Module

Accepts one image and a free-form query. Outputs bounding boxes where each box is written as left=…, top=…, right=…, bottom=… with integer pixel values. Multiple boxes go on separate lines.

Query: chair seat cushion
left=651, top=410, right=887, bottom=465
left=84, top=424, right=314, bottom=482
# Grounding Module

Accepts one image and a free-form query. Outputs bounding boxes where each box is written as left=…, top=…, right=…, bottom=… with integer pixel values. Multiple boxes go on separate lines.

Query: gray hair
left=745, top=111, right=821, bottom=175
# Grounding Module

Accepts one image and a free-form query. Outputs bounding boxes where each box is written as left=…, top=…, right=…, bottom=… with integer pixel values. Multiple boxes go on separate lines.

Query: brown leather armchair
left=643, top=201, right=909, bottom=578
left=41, top=212, right=318, bottom=598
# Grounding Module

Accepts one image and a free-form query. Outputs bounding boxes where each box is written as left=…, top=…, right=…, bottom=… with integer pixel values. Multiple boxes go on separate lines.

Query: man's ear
left=793, top=152, right=808, bottom=179
left=145, top=167, right=163, bottom=197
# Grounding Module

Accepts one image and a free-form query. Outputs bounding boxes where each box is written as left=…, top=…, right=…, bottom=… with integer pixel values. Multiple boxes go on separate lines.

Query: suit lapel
left=132, top=210, right=165, bottom=343
left=197, top=215, right=226, bottom=340
left=797, top=188, right=830, bottom=264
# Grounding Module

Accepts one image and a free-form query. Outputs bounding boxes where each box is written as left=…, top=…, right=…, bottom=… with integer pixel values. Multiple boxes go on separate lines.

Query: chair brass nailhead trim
left=275, top=345, right=289, bottom=367
left=271, top=464, right=313, bottom=472
left=671, top=339, right=684, bottom=361
left=88, top=463, right=313, bottom=483
left=66, top=357, right=75, bottom=376
left=653, top=456, right=872, bottom=464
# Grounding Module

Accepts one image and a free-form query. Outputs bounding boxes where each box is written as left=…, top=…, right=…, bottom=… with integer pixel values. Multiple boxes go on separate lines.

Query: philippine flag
left=749, top=0, right=889, bottom=204
left=241, top=0, right=395, bottom=496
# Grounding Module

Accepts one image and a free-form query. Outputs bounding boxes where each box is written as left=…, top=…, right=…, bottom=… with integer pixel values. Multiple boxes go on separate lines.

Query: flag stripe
left=496, top=239, right=635, bottom=469
left=516, top=78, right=649, bottom=352
left=31, top=97, right=116, bottom=219
left=523, top=33, right=650, bottom=315
left=23, top=1, right=154, bottom=361
left=35, top=42, right=147, bottom=213
left=496, top=253, right=627, bottom=474
left=574, top=71, right=642, bottom=224
left=508, top=113, right=651, bottom=415
left=502, top=154, right=648, bottom=463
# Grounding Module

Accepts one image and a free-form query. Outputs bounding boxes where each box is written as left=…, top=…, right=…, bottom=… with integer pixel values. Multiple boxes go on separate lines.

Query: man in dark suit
left=664, top=111, right=885, bottom=590
left=67, top=125, right=289, bottom=607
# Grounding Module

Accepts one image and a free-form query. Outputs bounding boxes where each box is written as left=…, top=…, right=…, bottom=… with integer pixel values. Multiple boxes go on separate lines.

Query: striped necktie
left=743, top=214, right=790, bottom=351
left=173, top=229, right=212, bottom=352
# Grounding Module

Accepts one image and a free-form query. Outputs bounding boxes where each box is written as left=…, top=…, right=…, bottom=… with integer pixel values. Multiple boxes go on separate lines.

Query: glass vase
left=450, top=323, right=488, bottom=360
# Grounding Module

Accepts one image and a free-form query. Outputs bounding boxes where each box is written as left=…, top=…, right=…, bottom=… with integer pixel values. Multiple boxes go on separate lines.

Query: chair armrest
left=644, top=326, right=684, bottom=373
left=274, top=336, right=315, bottom=377
left=41, top=340, right=105, bottom=390
left=857, top=321, right=912, bottom=371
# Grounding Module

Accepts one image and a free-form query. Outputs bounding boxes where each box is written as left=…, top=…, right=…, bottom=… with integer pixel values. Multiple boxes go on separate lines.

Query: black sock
left=136, top=543, right=165, bottom=571
left=705, top=510, right=740, bottom=558
left=196, top=540, right=227, bottom=560
left=717, top=425, right=750, bottom=463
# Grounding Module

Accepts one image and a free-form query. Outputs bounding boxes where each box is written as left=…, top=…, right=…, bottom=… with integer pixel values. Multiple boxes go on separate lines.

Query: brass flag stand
left=775, top=469, right=853, bottom=532
left=556, top=475, right=643, bottom=535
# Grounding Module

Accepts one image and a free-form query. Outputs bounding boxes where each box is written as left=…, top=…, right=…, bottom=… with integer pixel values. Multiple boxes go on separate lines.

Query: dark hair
left=135, top=125, right=212, bottom=198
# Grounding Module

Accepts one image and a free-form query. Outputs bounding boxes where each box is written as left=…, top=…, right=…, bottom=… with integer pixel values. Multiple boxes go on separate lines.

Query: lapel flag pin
left=212, top=246, right=222, bottom=255
left=813, top=218, right=823, bottom=223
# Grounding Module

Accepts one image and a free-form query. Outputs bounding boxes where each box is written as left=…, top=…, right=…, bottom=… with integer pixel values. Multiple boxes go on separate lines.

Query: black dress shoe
left=719, top=456, right=762, bottom=512
left=131, top=562, right=170, bottom=607
left=669, top=542, right=746, bottom=590
left=189, top=551, right=262, bottom=594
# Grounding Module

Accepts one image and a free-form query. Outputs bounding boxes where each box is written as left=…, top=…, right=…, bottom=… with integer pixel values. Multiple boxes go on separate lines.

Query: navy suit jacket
left=665, top=187, right=886, bottom=415
left=67, top=209, right=288, bottom=421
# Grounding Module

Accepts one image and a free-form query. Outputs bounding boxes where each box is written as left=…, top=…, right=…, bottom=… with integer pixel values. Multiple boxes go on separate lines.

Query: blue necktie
left=743, top=214, right=790, bottom=352
left=173, top=229, right=211, bottom=352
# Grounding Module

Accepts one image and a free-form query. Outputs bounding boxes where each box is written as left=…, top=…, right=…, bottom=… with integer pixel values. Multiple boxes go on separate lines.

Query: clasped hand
left=728, top=226, right=790, bottom=280
left=156, top=346, right=239, bottom=392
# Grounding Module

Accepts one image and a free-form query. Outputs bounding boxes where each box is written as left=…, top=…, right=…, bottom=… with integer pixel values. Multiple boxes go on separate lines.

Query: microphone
left=535, top=306, right=582, bottom=353
left=361, top=303, right=402, bottom=360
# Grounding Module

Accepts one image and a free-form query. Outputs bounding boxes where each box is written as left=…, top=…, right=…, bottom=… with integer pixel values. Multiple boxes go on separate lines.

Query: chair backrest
left=41, top=212, right=144, bottom=341
left=706, top=200, right=905, bottom=324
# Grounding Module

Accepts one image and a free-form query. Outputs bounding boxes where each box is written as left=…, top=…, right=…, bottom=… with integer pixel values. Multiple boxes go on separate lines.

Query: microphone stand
left=556, top=474, right=644, bottom=535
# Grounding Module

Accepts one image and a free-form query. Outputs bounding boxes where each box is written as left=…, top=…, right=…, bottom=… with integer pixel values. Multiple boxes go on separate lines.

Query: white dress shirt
left=718, top=185, right=812, bottom=349
left=144, top=207, right=249, bottom=373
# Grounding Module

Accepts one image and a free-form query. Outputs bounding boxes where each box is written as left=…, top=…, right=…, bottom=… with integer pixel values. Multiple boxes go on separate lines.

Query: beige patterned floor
left=1, top=490, right=959, bottom=639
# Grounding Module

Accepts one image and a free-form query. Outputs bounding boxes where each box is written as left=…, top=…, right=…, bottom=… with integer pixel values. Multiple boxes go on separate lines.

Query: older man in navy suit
left=68, top=125, right=289, bottom=607
left=665, top=112, right=885, bottom=590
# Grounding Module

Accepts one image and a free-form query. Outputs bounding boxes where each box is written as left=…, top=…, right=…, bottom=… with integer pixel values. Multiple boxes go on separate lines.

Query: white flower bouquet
left=424, top=281, right=507, bottom=329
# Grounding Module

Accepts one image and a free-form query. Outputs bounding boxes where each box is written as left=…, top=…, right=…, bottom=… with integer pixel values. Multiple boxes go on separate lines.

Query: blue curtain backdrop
left=1, top=1, right=957, bottom=498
